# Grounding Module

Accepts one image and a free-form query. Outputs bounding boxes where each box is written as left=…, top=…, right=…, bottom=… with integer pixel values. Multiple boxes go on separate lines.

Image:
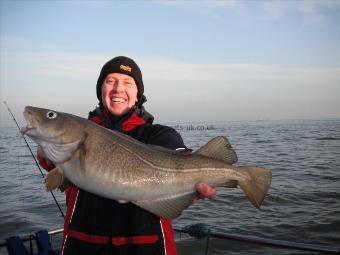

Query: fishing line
left=3, top=101, right=65, bottom=219
left=18, top=137, right=28, bottom=226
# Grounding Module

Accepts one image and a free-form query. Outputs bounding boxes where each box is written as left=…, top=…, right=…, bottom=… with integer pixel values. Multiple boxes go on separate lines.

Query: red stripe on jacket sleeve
left=160, top=218, right=178, bottom=255
left=61, top=186, right=79, bottom=251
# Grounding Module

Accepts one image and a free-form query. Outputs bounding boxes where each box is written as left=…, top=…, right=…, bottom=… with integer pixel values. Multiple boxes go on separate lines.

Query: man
left=38, top=56, right=215, bottom=255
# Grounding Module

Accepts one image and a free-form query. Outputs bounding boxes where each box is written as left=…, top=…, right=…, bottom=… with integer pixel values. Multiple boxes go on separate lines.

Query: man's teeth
left=112, top=97, right=126, bottom=103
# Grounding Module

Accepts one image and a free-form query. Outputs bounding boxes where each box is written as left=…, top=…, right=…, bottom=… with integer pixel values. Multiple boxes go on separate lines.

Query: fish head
left=21, top=106, right=87, bottom=162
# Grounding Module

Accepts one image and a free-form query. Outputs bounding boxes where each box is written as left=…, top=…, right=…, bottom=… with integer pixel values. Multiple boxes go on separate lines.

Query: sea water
left=1, top=119, right=339, bottom=254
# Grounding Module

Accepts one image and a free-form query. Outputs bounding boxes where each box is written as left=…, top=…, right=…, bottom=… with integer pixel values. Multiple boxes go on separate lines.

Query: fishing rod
left=3, top=101, right=65, bottom=219
left=174, top=223, right=340, bottom=254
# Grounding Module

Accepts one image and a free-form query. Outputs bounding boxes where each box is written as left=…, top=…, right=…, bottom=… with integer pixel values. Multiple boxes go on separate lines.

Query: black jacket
left=61, top=106, right=185, bottom=255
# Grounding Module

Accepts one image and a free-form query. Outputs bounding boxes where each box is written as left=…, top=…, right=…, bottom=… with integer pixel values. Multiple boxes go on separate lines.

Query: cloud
left=140, top=58, right=340, bottom=84
left=56, top=0, right=112, bottom=8
left=1, top=52, right=340, bottom=126
left=297, top=0, right=340, bottom=26
left=2, top=51, right=339, bottom=84
left=261, top=0, right=340, bottom=26
left=153, top=0, right=242, bottom=20
left=154, top=0, right=239, bottom=9
left=155, top=0, right=340, bottom=26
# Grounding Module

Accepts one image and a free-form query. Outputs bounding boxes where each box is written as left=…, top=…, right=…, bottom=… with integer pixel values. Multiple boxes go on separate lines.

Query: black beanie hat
left=96, top=56, right=144, bottom=106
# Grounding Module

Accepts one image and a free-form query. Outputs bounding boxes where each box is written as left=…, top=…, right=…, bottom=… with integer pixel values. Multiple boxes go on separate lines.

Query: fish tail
left=237, top=166, right=272, bottom=208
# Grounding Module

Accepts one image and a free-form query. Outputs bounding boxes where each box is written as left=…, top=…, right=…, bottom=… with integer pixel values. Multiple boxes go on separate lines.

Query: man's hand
left=194, top=182, right=216, bottom=202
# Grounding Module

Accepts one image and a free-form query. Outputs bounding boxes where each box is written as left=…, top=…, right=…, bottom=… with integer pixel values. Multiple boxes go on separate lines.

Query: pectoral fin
left=45, top=167, right=64, bottom=191
left=134, top=192, right=196, bottom=220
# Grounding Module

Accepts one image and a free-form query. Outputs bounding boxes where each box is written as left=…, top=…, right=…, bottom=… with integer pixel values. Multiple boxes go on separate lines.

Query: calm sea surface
left=1, top=119, right=339, bottom=254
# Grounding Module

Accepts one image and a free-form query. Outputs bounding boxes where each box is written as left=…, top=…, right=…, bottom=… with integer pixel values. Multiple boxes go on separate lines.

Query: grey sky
left=1, top=1, right=340, bottom=127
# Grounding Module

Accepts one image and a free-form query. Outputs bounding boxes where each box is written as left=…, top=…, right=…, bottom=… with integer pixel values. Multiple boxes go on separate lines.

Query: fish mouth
left=20, top=126, right=35, bottom=134
left=21, top=107, right=38, bottom=135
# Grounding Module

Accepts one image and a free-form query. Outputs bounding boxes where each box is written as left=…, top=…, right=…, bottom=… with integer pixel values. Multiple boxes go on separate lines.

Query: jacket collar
left=88, top=105, right=154, bottom=132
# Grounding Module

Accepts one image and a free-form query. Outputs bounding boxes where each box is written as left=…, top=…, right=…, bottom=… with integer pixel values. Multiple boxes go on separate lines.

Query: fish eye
left=46, top=111, right=58, bottom=119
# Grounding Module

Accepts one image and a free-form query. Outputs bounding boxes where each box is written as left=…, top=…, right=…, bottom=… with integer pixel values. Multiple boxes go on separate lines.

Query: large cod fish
left=21, top=106, right=271, bottom=220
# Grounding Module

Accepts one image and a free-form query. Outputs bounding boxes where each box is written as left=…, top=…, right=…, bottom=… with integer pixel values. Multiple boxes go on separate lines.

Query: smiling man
left=38, top=56, right=216, bottom=255
left=102, top=72, right=138, bottom=115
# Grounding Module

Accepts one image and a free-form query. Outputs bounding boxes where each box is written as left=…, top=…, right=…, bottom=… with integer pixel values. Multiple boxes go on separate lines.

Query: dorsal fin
left=194, top=136, right=238, bottom=164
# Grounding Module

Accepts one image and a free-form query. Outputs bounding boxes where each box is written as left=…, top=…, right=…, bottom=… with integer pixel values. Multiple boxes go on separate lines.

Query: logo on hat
left=120, top=65, right=132, bottom=72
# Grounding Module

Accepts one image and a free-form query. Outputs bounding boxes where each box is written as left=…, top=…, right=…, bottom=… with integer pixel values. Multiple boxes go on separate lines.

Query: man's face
left=101, top=73, right=138, bottom=116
